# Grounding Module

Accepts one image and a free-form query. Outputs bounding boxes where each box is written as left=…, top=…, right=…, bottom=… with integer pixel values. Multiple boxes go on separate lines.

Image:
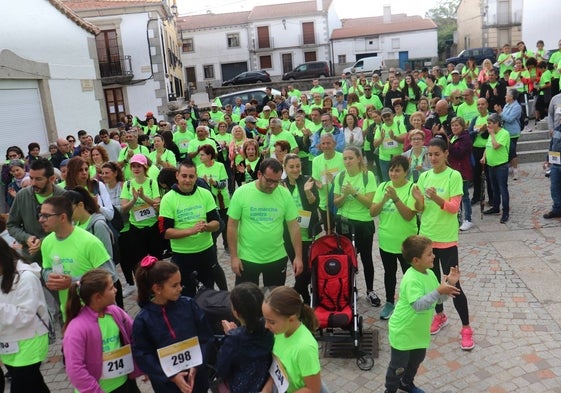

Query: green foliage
left=425, top=0, right=460, bottom=59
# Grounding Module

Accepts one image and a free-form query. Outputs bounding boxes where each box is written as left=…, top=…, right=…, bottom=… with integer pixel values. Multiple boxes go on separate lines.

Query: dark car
left=222, top=70, right=271, bottom=86
left=282, top=61, right=331, bottom=80
left=446, top=47, right=497, bottom=66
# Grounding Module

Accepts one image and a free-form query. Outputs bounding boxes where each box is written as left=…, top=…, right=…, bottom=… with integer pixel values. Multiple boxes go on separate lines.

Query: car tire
left=256, top=80, right=263, bottom=84
left=319, top=74, right=327, bottom=78
left=289, top=77, right=295, bottom=81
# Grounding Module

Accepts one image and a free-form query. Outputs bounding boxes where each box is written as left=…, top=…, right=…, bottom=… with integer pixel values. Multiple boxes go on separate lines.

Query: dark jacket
left=132, top=296, right=212, bottom=393
left=282, top=174, right=320, bottom=239
left=50, top=150, right=71, bottom=169
left=215, top=322, right=274, bottom=393
left=424, top=109, right=455, bottom=137
left=480, top=80, right=507, bottom=112
left=448, top=130, right=473, bottom=181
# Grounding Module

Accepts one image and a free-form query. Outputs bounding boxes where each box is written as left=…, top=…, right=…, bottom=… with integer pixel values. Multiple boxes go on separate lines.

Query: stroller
left=309, top=225, right=374, bottom=370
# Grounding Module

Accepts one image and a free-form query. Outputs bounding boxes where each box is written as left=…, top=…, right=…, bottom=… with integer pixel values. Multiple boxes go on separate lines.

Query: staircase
left=517, top=118, right=550, bottom=163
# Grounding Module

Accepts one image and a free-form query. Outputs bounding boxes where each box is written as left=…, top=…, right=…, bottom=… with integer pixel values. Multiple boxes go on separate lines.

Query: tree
left=425, top=0, right=460, bottom=60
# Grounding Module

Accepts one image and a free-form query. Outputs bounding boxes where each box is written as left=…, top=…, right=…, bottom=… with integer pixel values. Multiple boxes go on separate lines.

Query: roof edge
left=50, top=0, right=100, bottom=35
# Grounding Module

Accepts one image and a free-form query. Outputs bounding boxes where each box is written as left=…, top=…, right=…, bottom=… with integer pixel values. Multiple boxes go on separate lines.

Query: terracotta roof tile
left=63, top=0, right=160, bottom=11
left=249, top=0, right=330, bottom=20
left=49, top=0, right=100, bottom=35
left=177, top=11, right=251, bottom=30
left=332, top=14, right=437, bottom=40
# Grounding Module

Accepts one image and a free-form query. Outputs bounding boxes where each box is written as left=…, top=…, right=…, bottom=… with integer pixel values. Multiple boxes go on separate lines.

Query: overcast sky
left=177, top=0, right=440, bottom=19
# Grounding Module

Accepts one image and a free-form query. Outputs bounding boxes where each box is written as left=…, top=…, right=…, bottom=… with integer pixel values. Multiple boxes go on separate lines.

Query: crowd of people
left=1, top=38, right=561, bottom=393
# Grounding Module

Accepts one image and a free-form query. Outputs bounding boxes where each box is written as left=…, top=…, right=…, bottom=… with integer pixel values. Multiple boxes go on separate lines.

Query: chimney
left=316, top=0, right=323, bottom=12
left=383, top=5, right=391, bottom=23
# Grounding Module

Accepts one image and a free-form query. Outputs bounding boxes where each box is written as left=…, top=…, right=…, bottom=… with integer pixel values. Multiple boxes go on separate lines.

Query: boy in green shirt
left=385, top=235, right=460, bottom=393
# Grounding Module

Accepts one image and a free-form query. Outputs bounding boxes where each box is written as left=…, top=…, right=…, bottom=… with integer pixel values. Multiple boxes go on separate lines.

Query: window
left=182, top=38, right=194, bottom=52
left=302, top=22, right=315, bottom=45
left=257, top=26, right=270, bottom=49
left=391, top=38, right=400, bottom=49
left=203, top=64, right=214, bottom=79
left=304, top=51, right=317, bottom=62
left=259, top=55, right=272, bottom=69
left=96, top=30, right=122, bottom=77
left=282, top=53, right=293, bottom=74
left=227, top=33, right=240, bottom=48
left=338, top=55, right=346, bottom=64
left=104, top=88, right=125, bottom=128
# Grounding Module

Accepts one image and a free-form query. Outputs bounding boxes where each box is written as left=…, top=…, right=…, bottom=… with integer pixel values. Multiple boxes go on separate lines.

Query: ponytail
left=265, top=286, right=318, bottom=333
left=135, top=256, right=179, bottom=307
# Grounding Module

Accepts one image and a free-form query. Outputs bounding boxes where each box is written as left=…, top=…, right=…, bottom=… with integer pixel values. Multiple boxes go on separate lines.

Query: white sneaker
left=459, top=220, right=473, bottom=231
left=513, top=168, right=519, bottom=180
left=122, top=284, right=136, bottom=298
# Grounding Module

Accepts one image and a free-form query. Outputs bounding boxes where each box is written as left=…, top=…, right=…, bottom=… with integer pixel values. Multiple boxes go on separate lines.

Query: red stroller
left=309, top=230, right=374, bottom=370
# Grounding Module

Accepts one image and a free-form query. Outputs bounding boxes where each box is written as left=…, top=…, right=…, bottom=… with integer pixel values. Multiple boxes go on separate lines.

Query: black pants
left=172, top=246, right=217, bottom=297
left=472, top=146, right=493, bottom=204
left=235, top=257, right=288, bottom=288
left=285, top=240, right=312, bottom=304
left=337, top=218, right=375, bottom=292
left=385, top=347, right=426, bottom=393
left=379, top=249, right=408, bottom=304
left=123, top=223, right=163, bottom=285
left=4, top=362, right=50, bottom=393
left=432, top=246, right=470, bottom=326
left=114, top=279, right=124, bottom=308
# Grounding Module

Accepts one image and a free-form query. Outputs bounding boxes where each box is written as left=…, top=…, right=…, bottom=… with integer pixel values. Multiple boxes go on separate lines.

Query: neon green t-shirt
left=485, top=128, right=510, bottom=167
left=288, top=186, right=312, bottom=242
left=149, top=149, right=177, bottom=169
left=311, top=152, right=345, bottom=210
left=228, top=182, right=297, bottom=263
left=97, top=314, right=127, bottom=393
left=173, top=130, right=195, bottom=155
left=388, top=267, right=439, bottom=350
left=159, top=187, right=216, bottom=254
left=42, top=227, right=109, bottom=317
left=273, top=323, right=320, bottom=393
left=197, top=162, right=230, bottom=208
left=375, top=121, right=407, bottom=161
left=117, top=145, right=150, bottom=180
left=456, top=101, right=478, bottom=123
left=214, top=133, right=233, bottom=162
left=187, top=138, right=218, bottom=166
left=472, top=115, right=489, bottom=148
left=416, top=167, right=463, bottom=242
left=373, top=181, right=417, bottom=253
left=120, top=178, right=160, bottom=228
left=268, top=130, right=298, bottom=154
left=333, top=170, right=377, bottom=222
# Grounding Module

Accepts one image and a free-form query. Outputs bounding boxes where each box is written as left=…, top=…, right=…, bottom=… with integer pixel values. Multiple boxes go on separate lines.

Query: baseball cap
left=263, top=105, right=271, bottom=111
left=130, top=154, right=148, bottom=167
left=335, top=90, right=344, bottom=96
left=245, top=116, right=257, bottom=123
left=211, top=102, right=218, bottom=107
left=145, top=112, right=154, bottom=118
left=381, top=108, right=393, bottom=116
left=451, top=70, right=460, bottom=75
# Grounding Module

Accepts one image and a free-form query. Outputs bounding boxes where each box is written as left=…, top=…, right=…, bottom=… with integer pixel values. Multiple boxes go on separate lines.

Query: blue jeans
left=488, top=163, right=509, bottom=214
left=379, top=159, right=390, bottom=182
left=550, top=164, right=561, bottom=212
left=462, top=180, right=472, bottom=221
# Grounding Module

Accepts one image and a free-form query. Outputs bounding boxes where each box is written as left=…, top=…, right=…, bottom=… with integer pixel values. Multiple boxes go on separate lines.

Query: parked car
left=343, top=56, right=384, bottom=76
left=282, top=61, right=331, bottom=80
left=446, top=47, right=497, bottom=65
left=217, top=87, right=281, bottom=108
left=222, top=70, right=271, bottom=86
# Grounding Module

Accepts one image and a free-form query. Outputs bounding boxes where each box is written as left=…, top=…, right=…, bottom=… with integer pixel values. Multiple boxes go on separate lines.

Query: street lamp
left=170, top=3, right=178, bottom=16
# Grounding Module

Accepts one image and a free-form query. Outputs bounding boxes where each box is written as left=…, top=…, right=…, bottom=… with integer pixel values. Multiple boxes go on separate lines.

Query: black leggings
left=337, top=218, right=375, bottom=292
left=4, top=362, right=50, bottom=393
left=235, top=257, right=288, bottom=288
left=432, top=246, right=470, bottom=326
left=379, top=249, right=408, bottom=303
left=125, top=223, right=163, bottom=283
left=285, top=240, right=312, bottom=304
left=172, top=246, right=217, bottom=297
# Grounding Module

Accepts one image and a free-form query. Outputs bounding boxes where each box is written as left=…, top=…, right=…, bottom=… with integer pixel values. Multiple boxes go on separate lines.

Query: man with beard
left=7, top=158, right=66, bottom=261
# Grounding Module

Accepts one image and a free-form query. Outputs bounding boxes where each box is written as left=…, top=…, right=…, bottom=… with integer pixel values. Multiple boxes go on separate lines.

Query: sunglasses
left=68, top=139, right=75, bottom=143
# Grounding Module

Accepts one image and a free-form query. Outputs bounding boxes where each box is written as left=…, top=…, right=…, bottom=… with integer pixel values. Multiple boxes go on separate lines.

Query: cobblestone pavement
left=8, top=161, right=561, bottom=393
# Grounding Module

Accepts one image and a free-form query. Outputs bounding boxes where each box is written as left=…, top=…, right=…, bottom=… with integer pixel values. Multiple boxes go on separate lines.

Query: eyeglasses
left=262, top=175, right=280, bottom=185
left=411, top=137, right=424, bottom=141
left=7, top=154, right=19, bottom=159
left=67, top=139, right=76, bottom=143
left=38, top=212, right=61, bottom=220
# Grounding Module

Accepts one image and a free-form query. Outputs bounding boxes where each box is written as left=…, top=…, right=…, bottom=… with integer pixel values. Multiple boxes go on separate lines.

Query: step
left=519, top=129, right=549, bottom=141
left=535, top=118, right=549, bottom=130
left=518, top=149, right=548, bottom=163
left=517, top=138, right=550, bottom=152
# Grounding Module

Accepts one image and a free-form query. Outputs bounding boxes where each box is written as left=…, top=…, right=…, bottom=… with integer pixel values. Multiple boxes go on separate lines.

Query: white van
left=343, top=56, right=384, bottom=75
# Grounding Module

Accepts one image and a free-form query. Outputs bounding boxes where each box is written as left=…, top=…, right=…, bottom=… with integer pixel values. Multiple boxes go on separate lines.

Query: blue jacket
left=215, top=322, right=274, bottom=393
left=132, top=296, right=212, bottom=393
left=310, top=126, right=345, bottom=156
left=501, top=101, right=522, bottom=138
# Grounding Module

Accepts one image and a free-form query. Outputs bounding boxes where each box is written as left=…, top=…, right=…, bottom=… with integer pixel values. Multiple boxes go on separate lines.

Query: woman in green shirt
left=237, top=139, right=262, bottom=184
left=333, top=146, right=379, bottom=306
left=149, top=134, right=177, bottom=170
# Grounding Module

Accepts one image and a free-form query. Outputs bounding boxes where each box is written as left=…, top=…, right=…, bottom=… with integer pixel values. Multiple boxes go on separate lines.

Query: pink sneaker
left=460, top=327, right=475, bottom=350
left=430, top=313, right=448, bottom=335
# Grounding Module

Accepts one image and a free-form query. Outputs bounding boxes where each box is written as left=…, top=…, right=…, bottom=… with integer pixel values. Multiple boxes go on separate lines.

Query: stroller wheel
left=356, top=354, right=374, bottom=371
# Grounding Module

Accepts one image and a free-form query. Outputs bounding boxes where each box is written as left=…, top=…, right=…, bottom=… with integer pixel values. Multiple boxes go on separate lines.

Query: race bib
left=504, top=58, right=513, bottom=66
left=512, top=82, right=524, bottom=90
left=383, top=139, right=398, bottom=149
left=269, top=356, right=289, bottom=393
left=101, top=344, right=134, bottom=379
left=297, top=210, right=311, bottom=229
left=157, top=337, right=203, bottom=378
left=133, top=204, right=156, bottom=221
left=0, top=341, right=19, bottom=355
left=179, top=141, right=189, bottom=150
left=549, top=151, right=561, bottom=165
left=321, top=167, right=340, bottom=185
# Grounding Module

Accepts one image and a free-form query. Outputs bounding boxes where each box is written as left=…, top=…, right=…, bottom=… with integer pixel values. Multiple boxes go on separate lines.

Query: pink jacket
left=63, top=305, right=142, bottom=393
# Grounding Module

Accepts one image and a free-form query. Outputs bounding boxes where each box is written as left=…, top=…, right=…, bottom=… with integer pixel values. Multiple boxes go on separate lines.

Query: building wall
left=457, top=0, right=483, bottom=51
left=521, top=0, right=561, bottom=50
left=1, top=0, right=103, bottom=139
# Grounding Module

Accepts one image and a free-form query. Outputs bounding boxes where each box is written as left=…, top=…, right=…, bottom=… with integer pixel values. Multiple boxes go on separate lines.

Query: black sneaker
left=367, top=291, right=381, bottom=307
left=400, top=381, right=425, bottom=393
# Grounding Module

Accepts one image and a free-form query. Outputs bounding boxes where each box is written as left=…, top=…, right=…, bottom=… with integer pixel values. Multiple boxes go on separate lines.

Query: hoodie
left=216, top=322, right=274, bottom=393
left=0, top=260, right=49, bottom=342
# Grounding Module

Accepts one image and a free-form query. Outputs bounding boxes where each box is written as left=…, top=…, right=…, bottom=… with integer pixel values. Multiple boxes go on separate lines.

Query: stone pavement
left=7, top=161, right=561, bottom=393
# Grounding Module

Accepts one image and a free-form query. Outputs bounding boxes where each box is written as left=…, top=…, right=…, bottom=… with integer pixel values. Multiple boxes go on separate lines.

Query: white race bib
left=179, top=141, right=189, bottom=150
left=157, top=337, right=203, bottom=378
left=297, top=210, right=312, bottom=229
left=101, top=344, right=134, bottom=379
left=0, top=341, right=19, bottom=355
left=269, top=356, right=289, bottom=393
left=383, top=139, right=398, bottom=149
left=549, top=151, right=561, bottom=165
left=133, top=204, right=156, bottom=221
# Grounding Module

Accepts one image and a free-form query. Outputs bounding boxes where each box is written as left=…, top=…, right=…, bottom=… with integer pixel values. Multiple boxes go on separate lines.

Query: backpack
left=92, top=180, right=124, bottom=234
left=328, top=171, right=369, bottom=216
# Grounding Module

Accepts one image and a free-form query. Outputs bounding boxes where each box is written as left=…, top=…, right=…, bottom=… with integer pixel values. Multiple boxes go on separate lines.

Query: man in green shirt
left=265, top=118, right=299, bottom=158
left=227, top=158, right=302, bottom=287
left=173, top=118, right=196, bottom=160
left=159, top=161, right=220, bottom=296
left=187, top=126, right=218, bottom=166
left=117, top=128, right=150, bottom=180
left=456, top=89, right=478, bottom=123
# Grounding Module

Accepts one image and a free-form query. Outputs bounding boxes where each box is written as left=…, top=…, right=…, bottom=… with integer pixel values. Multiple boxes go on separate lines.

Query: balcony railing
left=99, top=55, right=133, bottom=85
